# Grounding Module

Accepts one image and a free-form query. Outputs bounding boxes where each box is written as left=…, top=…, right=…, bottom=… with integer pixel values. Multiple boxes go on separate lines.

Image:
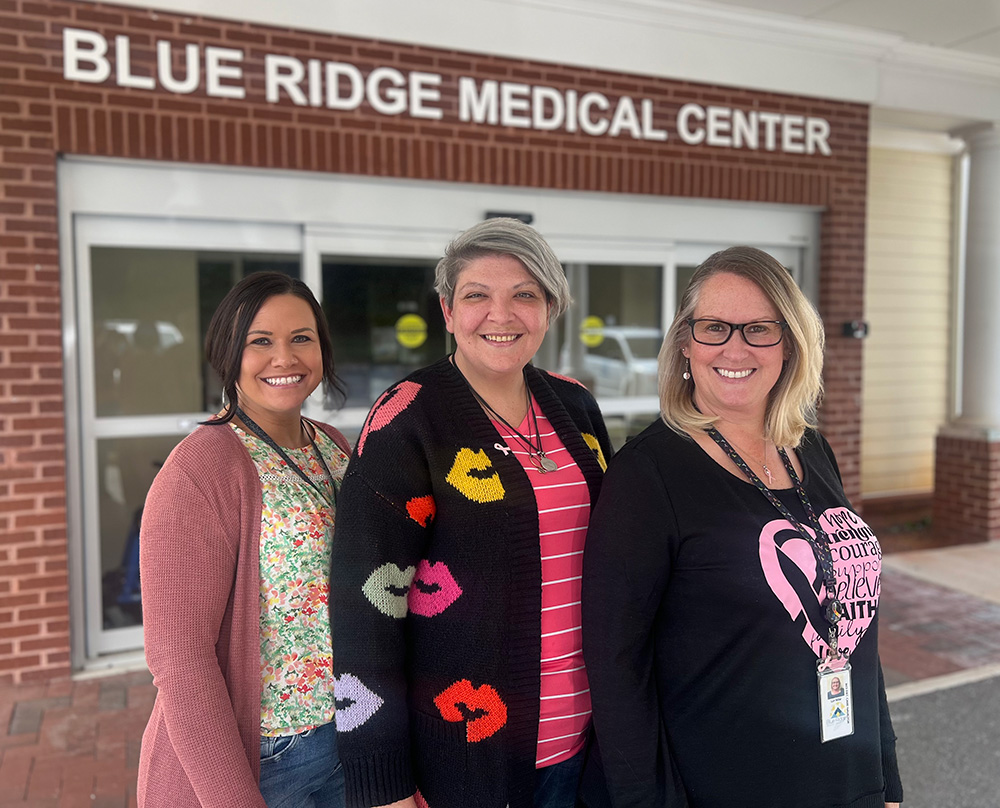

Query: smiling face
left=236, top=293, right=323, bottom=430
left=441, top=254, right=551, bottom=389
left=683, top=272, right=787, bottom=426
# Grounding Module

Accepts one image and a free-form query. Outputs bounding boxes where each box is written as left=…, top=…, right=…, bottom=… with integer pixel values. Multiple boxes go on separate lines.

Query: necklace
left=723, top=430, right=774, bottom=486
left=453, top=359, right=558, bottom=473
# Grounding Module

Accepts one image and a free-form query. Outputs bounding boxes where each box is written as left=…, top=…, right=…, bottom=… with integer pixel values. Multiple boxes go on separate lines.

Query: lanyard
left=707, top=427, right=844, bottom=658
left=236, top=408, right=338, bottom=509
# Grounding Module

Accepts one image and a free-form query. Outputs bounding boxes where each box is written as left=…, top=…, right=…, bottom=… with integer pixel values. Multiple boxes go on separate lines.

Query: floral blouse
left=233, top=424, right=349, bottom=736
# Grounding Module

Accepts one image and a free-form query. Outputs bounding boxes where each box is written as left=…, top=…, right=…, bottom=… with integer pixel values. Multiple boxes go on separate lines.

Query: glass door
left=322, top=257, right=445, bottom=425
left=554, top=263, right=666, bottom=447
left=72, top=216, right=302, bottom=658
left=302, top=226, right=447, bottom=439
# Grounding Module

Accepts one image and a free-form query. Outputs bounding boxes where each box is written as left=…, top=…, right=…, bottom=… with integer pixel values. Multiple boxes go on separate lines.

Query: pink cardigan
left=137, top=420, right=350, bottom=808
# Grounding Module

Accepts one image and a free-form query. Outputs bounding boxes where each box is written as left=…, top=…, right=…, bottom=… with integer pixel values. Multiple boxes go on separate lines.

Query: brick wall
left=0, top=0, right=870, bottom=681
left=933, top=431, right=1000, bottom=544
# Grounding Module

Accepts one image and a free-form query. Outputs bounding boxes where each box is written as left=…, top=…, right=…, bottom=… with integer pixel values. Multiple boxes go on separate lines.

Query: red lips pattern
left=406, top=495, right=436, bottom=527
left=433, top=679, right=508, bottom=743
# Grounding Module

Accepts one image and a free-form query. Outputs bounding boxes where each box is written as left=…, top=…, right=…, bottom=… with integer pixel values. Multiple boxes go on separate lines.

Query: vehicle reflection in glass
left=562, top=326, right=662, bottom=398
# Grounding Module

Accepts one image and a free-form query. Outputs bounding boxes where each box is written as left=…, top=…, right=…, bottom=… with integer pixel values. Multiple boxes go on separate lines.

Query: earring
left=682, top=358, right=691, bottom=381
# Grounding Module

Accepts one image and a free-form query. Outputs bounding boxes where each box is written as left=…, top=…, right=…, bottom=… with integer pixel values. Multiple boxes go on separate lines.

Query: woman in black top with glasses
left=582, top=247, right=902, bottom=808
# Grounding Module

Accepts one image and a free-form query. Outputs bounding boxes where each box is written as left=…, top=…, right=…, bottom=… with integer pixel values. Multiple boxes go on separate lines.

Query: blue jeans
left=259, top=722, right=345, bottom=808
left=534, top=748, right=585, bottom=808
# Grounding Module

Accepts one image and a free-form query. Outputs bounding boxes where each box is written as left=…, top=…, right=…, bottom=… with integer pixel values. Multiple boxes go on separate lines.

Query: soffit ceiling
left=698, top=0, right=1000, bottom=60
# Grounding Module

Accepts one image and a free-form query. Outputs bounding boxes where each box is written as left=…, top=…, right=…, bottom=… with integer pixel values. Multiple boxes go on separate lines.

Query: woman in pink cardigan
left=138, top=272, right=350, bottom=808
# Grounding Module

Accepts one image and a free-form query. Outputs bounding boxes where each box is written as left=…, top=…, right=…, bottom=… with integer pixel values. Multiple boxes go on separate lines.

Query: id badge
left=817, top=658, right=854, bottom=743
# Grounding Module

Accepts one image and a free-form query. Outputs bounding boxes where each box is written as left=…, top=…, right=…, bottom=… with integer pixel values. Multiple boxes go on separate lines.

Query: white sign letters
left=62, top=28, right=832, bottom=155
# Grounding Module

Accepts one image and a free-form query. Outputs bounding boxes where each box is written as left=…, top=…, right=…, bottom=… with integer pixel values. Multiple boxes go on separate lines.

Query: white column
left=956, top=123, right=1000, bottom=429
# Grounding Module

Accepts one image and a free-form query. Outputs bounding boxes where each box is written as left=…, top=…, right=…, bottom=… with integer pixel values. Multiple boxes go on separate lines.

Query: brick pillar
left=934, top=428, right=1000, bottom=543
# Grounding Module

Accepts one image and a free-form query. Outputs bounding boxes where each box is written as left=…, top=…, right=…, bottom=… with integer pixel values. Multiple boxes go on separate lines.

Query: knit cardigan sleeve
left=140, top=434, right=267, bottom=808
left=331, top=390, right=434, bottom=808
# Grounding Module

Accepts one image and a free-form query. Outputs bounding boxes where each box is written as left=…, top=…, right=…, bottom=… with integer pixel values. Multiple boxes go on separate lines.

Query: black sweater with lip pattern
left=331, top=357, right=612, bottom=808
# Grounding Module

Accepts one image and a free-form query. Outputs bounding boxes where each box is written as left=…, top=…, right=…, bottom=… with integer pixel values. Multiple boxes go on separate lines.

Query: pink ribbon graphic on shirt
left=758, top=506, right=881, bottom=658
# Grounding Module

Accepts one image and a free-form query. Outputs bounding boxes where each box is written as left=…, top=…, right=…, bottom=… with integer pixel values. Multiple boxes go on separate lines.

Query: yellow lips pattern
left=582, top=433, right=607, bottom=471
left=445, top=448, right=506, bottom=503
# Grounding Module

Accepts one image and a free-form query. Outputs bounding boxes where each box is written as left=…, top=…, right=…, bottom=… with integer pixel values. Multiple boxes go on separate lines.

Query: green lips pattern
left=362, top=562, right=417, bottom=618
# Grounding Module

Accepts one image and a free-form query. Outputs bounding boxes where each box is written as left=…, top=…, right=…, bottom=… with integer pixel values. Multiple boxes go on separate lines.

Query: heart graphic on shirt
left=334, top=673, right=384, bottom=732
left=357, top=381, right=422, bottom=456
left=434, top=679, right=508, bottom=742
left=445, top=448, right=506, bottom=503
left=362, top=562, right=416, bottom=618
left=414, top=790, right=430, bottom=808
left=408, top=560, right=462, bottom=617
left=758, top=506, right=881, bottom=659
left=406, top=495, right=437, bottom=527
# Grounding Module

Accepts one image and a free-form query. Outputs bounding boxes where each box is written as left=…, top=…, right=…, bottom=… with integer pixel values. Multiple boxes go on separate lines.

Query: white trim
left=58, top=155, right=821, bottom=666
left=870, top=126, right=965, bottom=155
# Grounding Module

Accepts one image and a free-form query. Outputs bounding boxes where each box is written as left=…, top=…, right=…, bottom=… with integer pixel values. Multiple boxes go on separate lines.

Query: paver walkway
left=0, top=670, right=152, bottom=807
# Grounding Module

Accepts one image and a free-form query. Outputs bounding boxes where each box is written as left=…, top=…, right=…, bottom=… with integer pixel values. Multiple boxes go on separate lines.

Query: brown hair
left=203, top=271, right=344, bottom=424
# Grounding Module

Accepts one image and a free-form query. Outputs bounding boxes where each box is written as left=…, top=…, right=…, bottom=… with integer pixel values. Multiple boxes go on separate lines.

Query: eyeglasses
left=687, top=318, right=787, bottom=347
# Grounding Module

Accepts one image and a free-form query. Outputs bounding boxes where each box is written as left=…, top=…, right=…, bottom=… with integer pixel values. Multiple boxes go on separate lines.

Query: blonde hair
left=659, top=246, right=824, bottom=447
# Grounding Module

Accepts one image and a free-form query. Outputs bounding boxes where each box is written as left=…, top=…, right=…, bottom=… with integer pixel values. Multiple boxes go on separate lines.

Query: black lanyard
left=236, top=408, right=338, bottom=509
left=707, top=427, right=844, bottom=658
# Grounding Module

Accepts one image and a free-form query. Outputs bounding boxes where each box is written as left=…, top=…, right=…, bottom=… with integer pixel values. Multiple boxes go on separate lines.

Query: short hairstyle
left=203, top=271, right=345, bottom=424
left=434, top=218, right=571, bottom=320
left=658, top=246, right=824, bottom=447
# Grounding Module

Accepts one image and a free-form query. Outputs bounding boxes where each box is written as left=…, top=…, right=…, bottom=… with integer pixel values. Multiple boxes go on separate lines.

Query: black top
left=582, top=419, right=902, bottom=808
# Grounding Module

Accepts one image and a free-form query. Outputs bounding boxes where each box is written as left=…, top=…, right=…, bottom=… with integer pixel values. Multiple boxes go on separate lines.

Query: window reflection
left=91, top=248, right=298, bottom=417
left=322, top=258, right=446, bottom=407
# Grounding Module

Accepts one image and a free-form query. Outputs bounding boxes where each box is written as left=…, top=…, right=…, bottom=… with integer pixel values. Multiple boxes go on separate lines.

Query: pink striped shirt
left=491, top=396, right=592, bottom=768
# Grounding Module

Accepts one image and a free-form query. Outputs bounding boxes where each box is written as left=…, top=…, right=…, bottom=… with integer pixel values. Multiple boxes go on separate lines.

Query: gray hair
left=658, top=246, right=825, bottom=448
left=434, top=218, right=571, bottom=320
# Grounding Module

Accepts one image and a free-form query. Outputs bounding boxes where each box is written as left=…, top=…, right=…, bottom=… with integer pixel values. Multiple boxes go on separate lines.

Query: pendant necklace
left=453, top=359, right=558, bottom=473
left=727, top=432, right=774, bottom=486
left=757, top=438, right=775, bottom=486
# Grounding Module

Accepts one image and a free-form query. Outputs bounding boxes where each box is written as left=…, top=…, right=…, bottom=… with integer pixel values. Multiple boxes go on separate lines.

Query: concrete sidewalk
left=4, top=543, right=1000, bottom=807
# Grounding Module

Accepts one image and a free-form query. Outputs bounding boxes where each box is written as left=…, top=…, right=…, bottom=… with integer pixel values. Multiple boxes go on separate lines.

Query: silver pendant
left=538, top=454, right=558, bottom=473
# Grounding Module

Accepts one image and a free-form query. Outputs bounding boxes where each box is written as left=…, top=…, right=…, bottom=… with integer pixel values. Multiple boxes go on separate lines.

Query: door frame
left=60, top=156, right=822, bottom=668
left=64, top=210, right=301, bottom=664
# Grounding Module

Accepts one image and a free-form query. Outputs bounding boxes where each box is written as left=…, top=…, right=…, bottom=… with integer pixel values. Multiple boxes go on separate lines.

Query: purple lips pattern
left=759, top=506, right=881, bottom=658
left=333, top=673, right=384, bottom=732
